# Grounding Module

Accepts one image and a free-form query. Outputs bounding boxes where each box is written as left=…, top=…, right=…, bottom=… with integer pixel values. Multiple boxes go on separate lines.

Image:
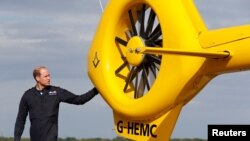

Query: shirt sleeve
left=59, top=87, right=98, bottom=105
left=14, top=94, right=28, bottom=141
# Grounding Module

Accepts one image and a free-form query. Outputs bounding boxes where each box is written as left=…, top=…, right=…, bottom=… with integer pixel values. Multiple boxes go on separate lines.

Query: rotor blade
left=148, top=61, right=157, bottom=78
left=137, top=72, right=145, bottom=98
left=128, top=9, right=138, bottom=36
left=146, top=39, right=162, bottom=47
left=144, top=40, right=153, bottom=46
left=154, top=63, right=160, bottom=71
left=148, top=24, right=162, bottom=41
left=130, top=65, right=143, bottom=82
left=123, top=66, right=136, bottom=92
left=138, top=4, right=146, bottom=38
left=147, top=55, right=161, bottom=65
left=125, top=30, right=133, bottom=39
left=154, top=39, right=163, bottom=46
left=128, top=65, right=143, bottom=96
left=142, top=64, right=150, bottom=91
left=115, top=36, right=128, bottom=46
left=124, top=65, right=143, bottom=92
left=134, top=74, right=139, bottom=98
left=145, top=9, right=156, bottom=38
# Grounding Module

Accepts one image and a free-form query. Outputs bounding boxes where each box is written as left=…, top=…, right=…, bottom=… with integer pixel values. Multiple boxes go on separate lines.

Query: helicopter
left=87, top=0, right=250, bottom=140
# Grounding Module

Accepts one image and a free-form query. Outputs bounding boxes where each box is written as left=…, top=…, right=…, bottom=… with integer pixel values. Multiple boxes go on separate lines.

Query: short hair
left=33, top=66, right=47, bottom=80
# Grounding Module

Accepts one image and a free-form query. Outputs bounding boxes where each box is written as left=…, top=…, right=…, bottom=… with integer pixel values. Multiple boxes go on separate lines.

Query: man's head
left=33, top=66, right=51, bottom=87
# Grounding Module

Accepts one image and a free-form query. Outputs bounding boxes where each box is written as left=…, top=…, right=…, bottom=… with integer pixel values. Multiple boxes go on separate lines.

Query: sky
left=0, top=0, right=250, bottom=139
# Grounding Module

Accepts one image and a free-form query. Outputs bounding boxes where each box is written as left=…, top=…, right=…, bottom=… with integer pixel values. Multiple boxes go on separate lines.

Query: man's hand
left=92, top=87, right=99, bottom=95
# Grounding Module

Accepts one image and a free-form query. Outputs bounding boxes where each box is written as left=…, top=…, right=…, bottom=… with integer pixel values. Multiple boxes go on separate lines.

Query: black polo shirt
left=14, top=86, right=98, bottom=141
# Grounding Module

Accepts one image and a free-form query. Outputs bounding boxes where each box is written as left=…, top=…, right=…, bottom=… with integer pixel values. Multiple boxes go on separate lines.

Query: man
left=14, top=66, right=99, bottom=141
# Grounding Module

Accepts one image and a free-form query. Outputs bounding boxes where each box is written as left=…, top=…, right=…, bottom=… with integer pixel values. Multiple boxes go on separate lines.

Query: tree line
left=0, top=136, right=207, bottom=141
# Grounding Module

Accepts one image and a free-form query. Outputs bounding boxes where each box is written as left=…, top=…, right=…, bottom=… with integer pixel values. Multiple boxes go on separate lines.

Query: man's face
left=36, top=68, right=51, bottom=87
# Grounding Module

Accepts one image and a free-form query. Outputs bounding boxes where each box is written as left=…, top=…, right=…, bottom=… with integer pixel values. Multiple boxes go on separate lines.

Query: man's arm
left=14, top=95, right=28, bottom=141
left=59, top=87, right=99, bottom=105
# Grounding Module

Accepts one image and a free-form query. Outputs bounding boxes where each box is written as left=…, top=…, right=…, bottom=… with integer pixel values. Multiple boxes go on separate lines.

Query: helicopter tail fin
left=113, top=104, right=183, bottom=141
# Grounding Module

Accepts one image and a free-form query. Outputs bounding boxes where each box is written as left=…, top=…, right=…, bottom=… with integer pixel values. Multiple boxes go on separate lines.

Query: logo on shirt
left=49, top=91, right=57, bottom=95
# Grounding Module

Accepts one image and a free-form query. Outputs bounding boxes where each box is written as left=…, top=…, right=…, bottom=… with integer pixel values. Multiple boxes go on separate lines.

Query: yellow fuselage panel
left=88, top=0, right=207, bottom=119
left=87, top=0, right=250, bottom=140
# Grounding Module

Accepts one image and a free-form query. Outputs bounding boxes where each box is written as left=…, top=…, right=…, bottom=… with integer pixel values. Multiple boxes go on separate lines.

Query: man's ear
left=35, top=76, right=39, bottom=82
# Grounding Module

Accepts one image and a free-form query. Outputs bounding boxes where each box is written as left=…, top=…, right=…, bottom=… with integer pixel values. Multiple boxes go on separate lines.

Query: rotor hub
left=126, top=36, right=145, bottom=66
